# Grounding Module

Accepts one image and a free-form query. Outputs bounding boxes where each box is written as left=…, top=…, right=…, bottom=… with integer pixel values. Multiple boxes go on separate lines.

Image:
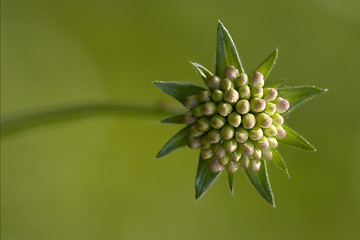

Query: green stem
left=1, top=102, right=181, bottom=137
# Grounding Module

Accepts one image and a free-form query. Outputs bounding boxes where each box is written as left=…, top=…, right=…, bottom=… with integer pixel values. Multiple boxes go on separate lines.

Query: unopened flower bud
left=220, top=78, right=234, bottom=91
left=238, top=85, right=251, bottom=99
left=191, top=105, right=204, bottom=118
left=228, top=112, right=242, bottom=128
left=241, top=140, right=254, bottom=156
left=276, top=125, right=286, bottom=139
left=196, top=117, right=211, bottom=131
left=229, top=150, right=242, bottom=162
left=210, top=114, right=226, bottom=129
left=211, top=89, right=223, bottom=103
left=250, top=160, right=261, bottom=172
left=251, top=85, right=263, bottom=98
left=223, top=139, right=238, bottom=153
left=275, top=97, right=290, bottom=113
left=212, top=144, right=225, bottom=159
left=218, top=155, right=230, bottom=166
left=235, top=99, right=250, bottom=114
left=234, top=73, right=248, bottom=87
left=250, top=72, right=264, bottom=86
left=240, top=155, right=249, bottom=168
left=207, top=129, right=221, bottom=143
left=202, top=102, right=217, bottom=116
left=183, top=95, right=199, bottom=109
left=198, top=90, right=211, bottom=103
left=262, top=149, right=273, bottom=161
left=227, top=162, right=239, bottom=174
left=223, top=88, right=239, bottom=104
left=235, top=127, right=248, bottom=143
left=200, top=135, right=212, bottom=149
left=255, top=113, right=272, bottom=128
left=242, top=113, right=256, bottom=129
left=188, top=137, right=201, bottom=149
left=267, top=137, right=278, bottom=148
left=253, top=148, right=262, bottom=160
left=264, top=125, right=278, bottom=137
left=220, top=124, right=235, bottom=140
left=250, top=98, right=266, bottom=113
left=190, top=125, right=204, bottom=137
left=209, top=158, right=223, bottom=173
left=182, top=111, right=197, bottom=125
left=249, top=126, right=263, bottom=141
left=272, top=113, right=284, bottom=125
left=217, top=102, right=233, bottom=117
left=263, top=88, right=278, bottom=101
left=207, top=75, right=220, bottom=90
left=264, top=102, right=276, bottom=116
left=257, top=136, right=269, bottom=150
left=224, top=66, right=239, bottom=80
left=201, top=148, right=213, bottom=159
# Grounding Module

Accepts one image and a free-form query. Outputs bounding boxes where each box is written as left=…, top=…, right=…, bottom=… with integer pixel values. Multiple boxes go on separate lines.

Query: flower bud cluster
left=183, top=66, right=290, bottom=174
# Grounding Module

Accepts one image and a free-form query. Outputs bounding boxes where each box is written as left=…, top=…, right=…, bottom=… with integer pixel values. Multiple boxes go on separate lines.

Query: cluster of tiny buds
left=183, top=66, right=290, bottom=174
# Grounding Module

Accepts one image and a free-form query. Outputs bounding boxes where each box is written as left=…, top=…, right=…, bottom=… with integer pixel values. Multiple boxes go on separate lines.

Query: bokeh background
left=2, top=0, right=360, bottom=239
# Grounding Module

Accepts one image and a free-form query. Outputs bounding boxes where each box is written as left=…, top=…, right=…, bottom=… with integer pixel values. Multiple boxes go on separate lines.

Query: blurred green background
left=2, top=0, right=360, bottom=239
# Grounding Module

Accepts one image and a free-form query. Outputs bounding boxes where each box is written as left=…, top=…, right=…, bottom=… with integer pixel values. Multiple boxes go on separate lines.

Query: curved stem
left=1, top=102, right=182, bottom=137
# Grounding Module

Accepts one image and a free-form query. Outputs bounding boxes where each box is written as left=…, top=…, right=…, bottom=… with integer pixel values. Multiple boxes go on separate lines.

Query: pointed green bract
left=271, top=148, right=290, bottom=178
left=277, top=86, right=327, bottom=115
left=244, top=160, right=275, bottom=207
left=156, top=125, right=192, bottom=158
left=279, top=125, right=316, bottom=151
left=154, top=81, right=205, bottom=104
left=266, top=79, right=286, bottom=89
left=252, top=49, right=278, bottom=81
left=216, top=21, right=244, bottom=78
left=228, top=173, right=235, bottom=193
left=195, top=157, right=222, bottom=199
left=190, top=62, right=213, bottom=84
left=161, top=114, right=184, bottom=124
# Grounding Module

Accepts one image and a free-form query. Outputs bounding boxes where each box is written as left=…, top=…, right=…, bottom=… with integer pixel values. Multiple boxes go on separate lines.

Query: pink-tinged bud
left=210, top=114, right=226, bottom=129
left=200, top=135, right=212, bottom=149
left=242, top=113, right=256, bottom=129
left=262, top=150, right=273, bottom=161
left=250, top=160, right=261, bottom=172
left=227, top=162, right=239, bottom=174
left=207, top=129, right=221, bottom=143
left=239, top=85, right=251, bottom=99
left=276, top=125, right=286, bottom=139
left=182, top=111, right=197, bottom=125
left=275, top=97, right=290, bottom=113
left=267, top=137, right=278, bottom=148
left=190, top=125, right=204, bottom=137
left=229, top=150, right=242, bottom=162
left=240, top=155, right=249, bottom=168
left=207, top=75, right=221, bottom=90
left=183, top=95, right=199, bottom=109
left=223, top=139, right=238, bottom=153
left=209, top=158, right=223, bottom=173
left=196, top=117, right=211, bottom=132
left=220, top=78, right=234, bottom=91
left=224, top=66, right=239, bottom=80
left=202, top=102, right=217, bottom=116
left=218, top=155, right=230, bottom=166
left=235, top=127, right=248, bottom=143
left=217, top=102, right=233, bottom=117
left=255, top=113, right=272, bottom=128
left=211, top=89, right=224, bottom=103
left=251, top=85, right=263, bottom=98
left=223, top=88, right=240, bottom=104
left=235, top=99, right=250, bottom=114
left=250, top=72, right=264, bottom=86
left=212, top=144, right=225, bottom=159
left=228, top=112, right=242, bottom=128
left=220, top=124, right=235, bottom=140
left=257, top=136, right=269, bottom=150
left=241, top=141, right=254, bottom=156
left=188, top=137, right=201, bottom=149
left=263, top=88, right=278, bottom=101
left=264, top=102, right=276, bottom=116
left=253, top=148, right=262, bottom=160
left=198, top=90, right=211, bottom=103
left=234, top=73, right=248, bottom=88
left=201, top=148, right=213, bottom=159
left=191, top=105, right=204, bottom=118
left=249, top=126, right=263, bottom=141
left=250, top=98, right=266, bottom=113
left=264, top=125, right=278, bottom=137
left=272, top=113, right=284, bottom=125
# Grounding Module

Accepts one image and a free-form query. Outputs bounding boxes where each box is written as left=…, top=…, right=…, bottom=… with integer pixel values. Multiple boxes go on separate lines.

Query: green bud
left=196, top=117, right=211, bottom=132
left=264, top=102, right=277, bottom=116
left=202, top=102, right=217, bottom=116
left=200, top=135, right=212, bottom=149
left=255, top=113, right=272, bottom=128
left=240, top=155, right=249, bottom=168
left=218, top=155, right=230, bottom=166
left=267, top=137, right=278, bottom=148
left=263, top=88, right=278, bottom=101
left=209, top=158, right=223, bottom=173
left=200, top=148, right=213, bottom=159
left=210, top=114, right=226, bottom=129
left=240, top=140, right=254, bottom=156
left=275, top=97, right=290, bottom=113
left=262, top=149, right=273, bottom=161
left=220, top=124, right=235, bottom=140
left=220, top=78, right=234, bottom=91
left=191, top=105, right=204, bottom=118
left=183, top=95, right=199, bottom=109
left=207, top=129, right=221, bottom=143
left=251, top=85, right=263, bottom=98
left=235, top=99, right=250, bottom=114
left=250, top=98, right=266, bottom=113
left=257, top=136, right=269, bottom=150
left=234, top=73, right=248, bottom=88
left=276, top=125, right=286, bottom=139
left=211, top=89, right=223, bottom=103
left=182, top=111, right=197, bottom=125
left=224, top=65, right=239, bottom=80
left=217, top=102, right=233, bottom=117
left=272, top=113, right=284, bottom=125
left=264, top=124, right=278, bottom=137
left=227, top=162, right=239, bottom=174
left=235, top=127, right=248, bottom=143
left=238, top=85, right=251, bottom=99
left=253, top=148, right=262, bottom=160
left=242, top=113, right=256, bottom=129
left=190, top=125, right=204, bottom=137
left=223, top=88, right=239, bottom=104
left=228, top=112, right=242, bottom=128
left=223, top=139, right=238, bottom=153
left=207, top=75, right=220, bottom=90
left=198, top=90, right=211, bottom=103
left=188, top=137, right=200, bottom=149
left=249, top=126, right=263, bottom=141
left=250, top=160, right=261, bottom=172
left=229, top=150, right=242, bottom=162
left=250, top=72, right=264, bottom=86
left=212, top=144, right=225, bottom=159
